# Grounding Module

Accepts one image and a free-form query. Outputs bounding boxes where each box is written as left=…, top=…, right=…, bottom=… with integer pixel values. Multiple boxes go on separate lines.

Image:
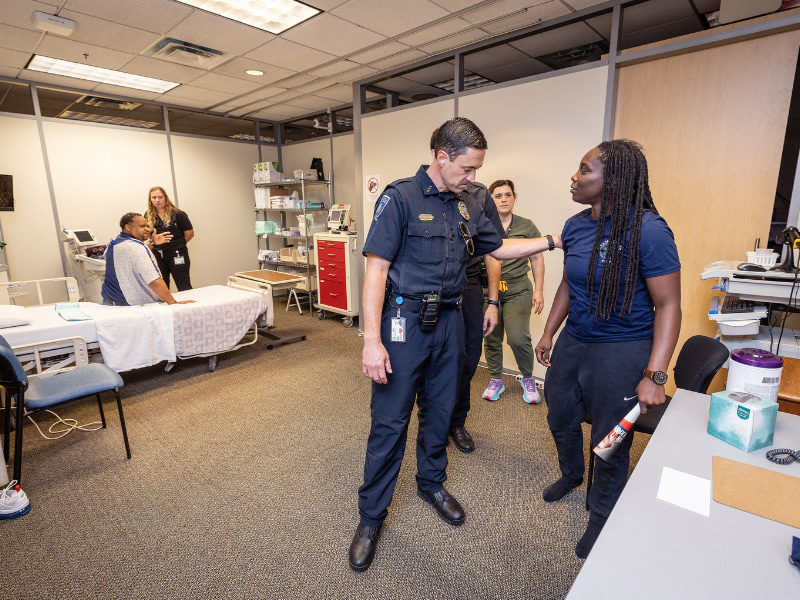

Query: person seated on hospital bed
left=101, top=212, right=195, bottom=307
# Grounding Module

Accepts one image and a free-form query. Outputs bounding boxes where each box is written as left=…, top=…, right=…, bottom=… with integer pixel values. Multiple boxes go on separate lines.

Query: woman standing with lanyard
left=145, top=186, right=194, bottom=291
left=482, top=180, right=545, bottom=404
left=535, top=140, right=681, bottom=559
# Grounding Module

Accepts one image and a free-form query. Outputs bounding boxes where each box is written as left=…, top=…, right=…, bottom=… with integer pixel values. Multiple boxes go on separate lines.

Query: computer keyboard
left=721, top=295, right=755, bottom=314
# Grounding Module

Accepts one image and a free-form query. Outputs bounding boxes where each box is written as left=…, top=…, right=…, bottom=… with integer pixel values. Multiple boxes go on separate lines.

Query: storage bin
left=746, top=249, right=778, bottom=268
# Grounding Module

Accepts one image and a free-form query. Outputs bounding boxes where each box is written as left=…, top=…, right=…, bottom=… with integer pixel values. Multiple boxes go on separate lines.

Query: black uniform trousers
left=358, top=304, right=465, bottom=527
left=543, top=331, right=652, bottom=524
left=451, top=275, right=484, bottom=429
left=155, top=246, right=192, bottom=291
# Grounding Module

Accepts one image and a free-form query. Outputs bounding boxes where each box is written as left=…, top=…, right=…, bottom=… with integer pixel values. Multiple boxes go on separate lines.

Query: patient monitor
left=327, top=204, right=352, bottom=232
left=61, top=228, right=106, bottom=303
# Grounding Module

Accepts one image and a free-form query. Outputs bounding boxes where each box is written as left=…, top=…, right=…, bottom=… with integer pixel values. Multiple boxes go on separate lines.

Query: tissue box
left=707, top=390, right=778, bottom=452
left=293, top=169, right=317, bottom=181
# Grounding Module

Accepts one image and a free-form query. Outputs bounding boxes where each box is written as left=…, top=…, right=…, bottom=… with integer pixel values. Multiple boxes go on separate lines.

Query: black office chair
left=0, top=334, right=131, bottom=484
left=585, top=335, right=729, bottom=510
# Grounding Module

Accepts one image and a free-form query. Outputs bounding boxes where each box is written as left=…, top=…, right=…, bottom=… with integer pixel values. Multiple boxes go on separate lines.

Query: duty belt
left=387, top=295, right=462, bottom=313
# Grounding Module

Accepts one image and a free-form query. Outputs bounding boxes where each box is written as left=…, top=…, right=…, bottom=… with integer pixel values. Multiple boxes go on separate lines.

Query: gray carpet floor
left=1, top=307, right=647, bottom=600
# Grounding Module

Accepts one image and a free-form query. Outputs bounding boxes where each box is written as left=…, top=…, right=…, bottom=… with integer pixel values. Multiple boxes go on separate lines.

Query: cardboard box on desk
left=707, top=391, right=778, bottom=452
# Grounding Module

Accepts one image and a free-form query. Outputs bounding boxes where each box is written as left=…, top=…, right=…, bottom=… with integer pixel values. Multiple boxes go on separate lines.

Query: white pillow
left=0, top=305, right=32, bottom=328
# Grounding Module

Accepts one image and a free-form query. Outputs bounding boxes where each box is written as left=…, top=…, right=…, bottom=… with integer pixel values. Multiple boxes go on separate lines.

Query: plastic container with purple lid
left=726, top=348, right=783, bottom=402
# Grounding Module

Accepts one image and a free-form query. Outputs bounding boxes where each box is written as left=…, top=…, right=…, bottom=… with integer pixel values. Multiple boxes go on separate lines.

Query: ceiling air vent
left=144, top=38, right=229, bottom=69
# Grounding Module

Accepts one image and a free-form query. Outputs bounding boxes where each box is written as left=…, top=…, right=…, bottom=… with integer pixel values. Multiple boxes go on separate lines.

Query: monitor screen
left=329, top=210, right=341, bottom=222
left=74, top=230, right=95, bottom=243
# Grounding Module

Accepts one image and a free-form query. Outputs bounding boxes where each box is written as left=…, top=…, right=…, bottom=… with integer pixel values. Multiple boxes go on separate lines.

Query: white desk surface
left=566, top=389, right=800, bottom=600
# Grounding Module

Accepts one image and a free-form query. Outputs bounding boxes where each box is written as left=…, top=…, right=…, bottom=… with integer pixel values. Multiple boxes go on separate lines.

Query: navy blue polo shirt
left=363, top=166, right=503, bottom=303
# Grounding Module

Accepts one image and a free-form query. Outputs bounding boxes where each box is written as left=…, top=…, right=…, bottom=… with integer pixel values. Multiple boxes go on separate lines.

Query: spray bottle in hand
left=593, top=398, right=641, bottom=462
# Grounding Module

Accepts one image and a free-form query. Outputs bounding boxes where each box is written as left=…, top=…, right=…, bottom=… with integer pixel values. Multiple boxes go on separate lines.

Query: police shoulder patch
left=374, top=195, right=391, bottom=221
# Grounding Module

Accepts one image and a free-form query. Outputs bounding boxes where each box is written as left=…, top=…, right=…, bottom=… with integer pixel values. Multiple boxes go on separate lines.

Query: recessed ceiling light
left=246, top=69, right=264, bottom=76
left=174, top=0, right=320, bottom=34
left=26, top=55, right=179, bottom=93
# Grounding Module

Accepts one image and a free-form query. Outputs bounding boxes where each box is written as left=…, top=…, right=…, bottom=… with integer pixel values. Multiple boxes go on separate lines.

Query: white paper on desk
left=656, top=466, right=711, bottom=517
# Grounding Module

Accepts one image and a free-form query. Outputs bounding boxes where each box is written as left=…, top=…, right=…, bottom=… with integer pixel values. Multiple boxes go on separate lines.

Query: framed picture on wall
left=0, top=175, right=13, bottom=211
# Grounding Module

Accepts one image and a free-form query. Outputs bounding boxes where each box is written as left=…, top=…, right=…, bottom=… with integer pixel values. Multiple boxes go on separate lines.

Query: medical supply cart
left=253, top=174, right=330, bottom=314
left=314, top=230, right=360, bottom=327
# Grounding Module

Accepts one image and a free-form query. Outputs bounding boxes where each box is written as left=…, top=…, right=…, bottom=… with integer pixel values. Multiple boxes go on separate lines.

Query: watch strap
left=545, top=234, right=555, bottom=251
left=487, top=299, right=499, bottom=307
left=643, top=368, right=668, bottom=385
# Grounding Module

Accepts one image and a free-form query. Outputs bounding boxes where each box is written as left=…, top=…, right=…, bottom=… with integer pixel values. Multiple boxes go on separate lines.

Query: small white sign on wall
left=366, top=175, right=381, bottom=203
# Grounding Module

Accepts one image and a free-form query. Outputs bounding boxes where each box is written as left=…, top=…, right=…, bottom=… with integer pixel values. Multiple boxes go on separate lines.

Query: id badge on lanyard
left=390, top=296, right=406, bottom=343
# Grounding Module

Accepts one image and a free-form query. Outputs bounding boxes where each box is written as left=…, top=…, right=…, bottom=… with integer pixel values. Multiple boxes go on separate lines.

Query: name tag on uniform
left=174, top=255, right=185, bottom=265
left=390, top=317, right=406, bottom=343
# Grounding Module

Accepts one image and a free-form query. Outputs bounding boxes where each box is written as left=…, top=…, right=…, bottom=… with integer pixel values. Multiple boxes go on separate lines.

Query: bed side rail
left=0, top=277, right=80, bottom=307
left=12, top=336, right=90, bottom=378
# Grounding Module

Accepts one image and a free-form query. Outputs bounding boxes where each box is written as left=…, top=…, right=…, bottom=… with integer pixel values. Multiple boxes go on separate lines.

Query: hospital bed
left=0, top=278, right=270, bottom=374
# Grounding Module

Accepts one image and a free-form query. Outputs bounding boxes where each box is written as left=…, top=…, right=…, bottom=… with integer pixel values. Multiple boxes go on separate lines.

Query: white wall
left=171, top=135, right=265, bottom=287
left=460, top=66, right=608, bottom=377
left=0, top=116, right=62, bottom=280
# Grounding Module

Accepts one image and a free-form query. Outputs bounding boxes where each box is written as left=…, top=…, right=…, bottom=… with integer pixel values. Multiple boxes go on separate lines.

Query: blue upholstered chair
left=0, top=334, right=130, bottom=484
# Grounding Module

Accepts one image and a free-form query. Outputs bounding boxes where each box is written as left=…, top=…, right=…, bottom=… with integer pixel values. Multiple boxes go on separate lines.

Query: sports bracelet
left=545, top=234, right=555, bottom=251
left=487, top=299, right=499, bottom=307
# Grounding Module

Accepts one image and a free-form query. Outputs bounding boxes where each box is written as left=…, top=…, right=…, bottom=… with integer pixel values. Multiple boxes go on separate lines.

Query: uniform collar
left=415, top=165, right=459, bottom=202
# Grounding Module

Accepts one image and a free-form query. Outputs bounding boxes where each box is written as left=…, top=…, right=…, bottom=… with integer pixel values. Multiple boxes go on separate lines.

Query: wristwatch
left=643, top=368, right=668, bottom=385
left=545, top=234, right=555, bottom=251
left=487, top=299, right=499, bottom=307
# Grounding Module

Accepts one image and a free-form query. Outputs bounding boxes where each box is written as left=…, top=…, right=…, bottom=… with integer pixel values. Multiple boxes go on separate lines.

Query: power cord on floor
left=26, top=409, right=103, bottom=440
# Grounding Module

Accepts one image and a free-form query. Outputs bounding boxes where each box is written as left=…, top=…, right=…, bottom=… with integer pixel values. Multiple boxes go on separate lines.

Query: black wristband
left=545, top=234, right=555, bottom=251
left=487, top=299, right=499, bottom=307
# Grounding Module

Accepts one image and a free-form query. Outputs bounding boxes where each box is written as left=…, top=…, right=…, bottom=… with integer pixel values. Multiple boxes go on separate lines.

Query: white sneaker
left=483, top=378, right=505, bottom=401
left=0, top=480, right=31, bottom=520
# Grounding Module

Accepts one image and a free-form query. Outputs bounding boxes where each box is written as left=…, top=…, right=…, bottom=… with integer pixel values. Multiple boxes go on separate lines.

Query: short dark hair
left=429, top=127, right=439, bottom=151
left=120, top=212, right=142, bottom=230
left=434, top=117, right=487, bottom=160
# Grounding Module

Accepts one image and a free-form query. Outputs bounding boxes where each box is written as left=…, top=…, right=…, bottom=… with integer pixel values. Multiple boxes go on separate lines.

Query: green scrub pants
left=483, top=273, right=534, bottom=379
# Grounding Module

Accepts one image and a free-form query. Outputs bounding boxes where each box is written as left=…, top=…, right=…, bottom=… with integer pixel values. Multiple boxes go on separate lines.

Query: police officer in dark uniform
left=350, top=117, right=561, bottom=572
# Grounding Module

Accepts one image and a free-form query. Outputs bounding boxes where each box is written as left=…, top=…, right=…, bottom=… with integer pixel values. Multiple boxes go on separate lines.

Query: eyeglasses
left=459, top=222, right=474, bottom=256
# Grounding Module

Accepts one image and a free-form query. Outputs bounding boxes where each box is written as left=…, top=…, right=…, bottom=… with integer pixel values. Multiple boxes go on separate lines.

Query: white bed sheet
left=0, top=285, right=268, bottom=372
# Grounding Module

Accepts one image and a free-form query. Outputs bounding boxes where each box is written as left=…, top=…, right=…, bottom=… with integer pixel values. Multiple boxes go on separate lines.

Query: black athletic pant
left=156, top=246, right=192, bottom=291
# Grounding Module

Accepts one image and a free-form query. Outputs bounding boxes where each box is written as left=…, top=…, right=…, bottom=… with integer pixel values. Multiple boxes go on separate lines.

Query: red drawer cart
left=313, top=232, right=360, bottom=327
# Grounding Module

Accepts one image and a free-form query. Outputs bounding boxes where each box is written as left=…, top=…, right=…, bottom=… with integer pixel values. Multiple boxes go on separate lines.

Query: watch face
left=651, top=370, right=668, bottom=385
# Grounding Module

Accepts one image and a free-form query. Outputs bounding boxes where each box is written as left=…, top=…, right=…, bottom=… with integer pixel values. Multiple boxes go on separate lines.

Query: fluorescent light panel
left=27, top=55, right=179, bottom=93
left=175, top=0, right=320, bottom=34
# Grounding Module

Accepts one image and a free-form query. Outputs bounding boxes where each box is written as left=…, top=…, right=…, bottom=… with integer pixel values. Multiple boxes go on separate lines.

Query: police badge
left=458, top=201, right=470, bottom=220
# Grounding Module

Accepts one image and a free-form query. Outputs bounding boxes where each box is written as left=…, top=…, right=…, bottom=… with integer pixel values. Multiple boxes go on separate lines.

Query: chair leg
left=96, top=394, right=107, bottom=429
left=12, top=388, right=25, bottom=484
left=585, top=450, right=595, bottom=512
left=114, top=388, right=131, bottom=460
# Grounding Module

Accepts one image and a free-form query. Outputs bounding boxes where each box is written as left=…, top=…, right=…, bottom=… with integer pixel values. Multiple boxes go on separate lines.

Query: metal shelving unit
left=254, top=176, right=331, bottom=314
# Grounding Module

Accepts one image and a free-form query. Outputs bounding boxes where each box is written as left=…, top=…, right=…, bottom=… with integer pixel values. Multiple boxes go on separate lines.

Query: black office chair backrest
left=673, top=335, right=730, bottom=394
left=0, top=334, right=28, bottom=388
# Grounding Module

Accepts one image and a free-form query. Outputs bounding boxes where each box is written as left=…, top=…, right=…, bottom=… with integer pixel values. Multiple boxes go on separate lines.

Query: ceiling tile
left=36, top=35, right=136, bottom=70
left=621, top=0, right=698, bottom=32
left=282, top=13, right=385, bottom=56
left=565, top=0, right=619, bottom=9
left=245, top=38, right=336, bottom=72
left=214, top=57, right=296, bottom=84
left=399, top=61, right=455, bottom=85
left=0, top=65, right=21, bottom=77
left=284, top=94, right=339, bottom=111
left=122, top=56, right=206, bottom=84
left=189, top=72, right=263, bottom=95
left=0, top=24, right=43, bottom=54
left=313, top=84, right=357, bottom=103
left=509, top=21, right=603, bottom=58
left=165, top=9, right=274, bottom=56
left=157, top=84, right=234, bottom=105
left=295, top=79, right=341, bottom=94
left=57, top=10, right=162, bottom=55
left=278, top=74, right=320, bottom=89
left=331, top=0, right=449, bottom=37
left=462, top=0, right=552, bottom=26
left=267, top=90, right=306, bottom=104
left=475, top=57, right=551, bottom=83
left=368, top=48, right=428, bottom=72
left=329, top=65, right=378, bottom=84
left=416, top=29, right=487, bottom=55
left=253, top=104, right=309, bottom=120
left=463, top=43, right=532, bottom=72
left=349, top=42, right=413, bottom=65
left=62, top=0, right=193, bottom=34
left=0, top=48, right=33, bottom=70
left=0, top=0, right=60, bottom=30
left=428, top=1, right=487, bottom=10
left=476, top=2, right=568, bottom=34
left=397, top=17, right=474, bottom=46
left=309, top=60, right=360, bottom=78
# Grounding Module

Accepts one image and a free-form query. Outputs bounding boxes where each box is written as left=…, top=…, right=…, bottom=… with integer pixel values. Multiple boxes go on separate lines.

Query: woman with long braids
left=534, top=140, right=681, bottom=559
